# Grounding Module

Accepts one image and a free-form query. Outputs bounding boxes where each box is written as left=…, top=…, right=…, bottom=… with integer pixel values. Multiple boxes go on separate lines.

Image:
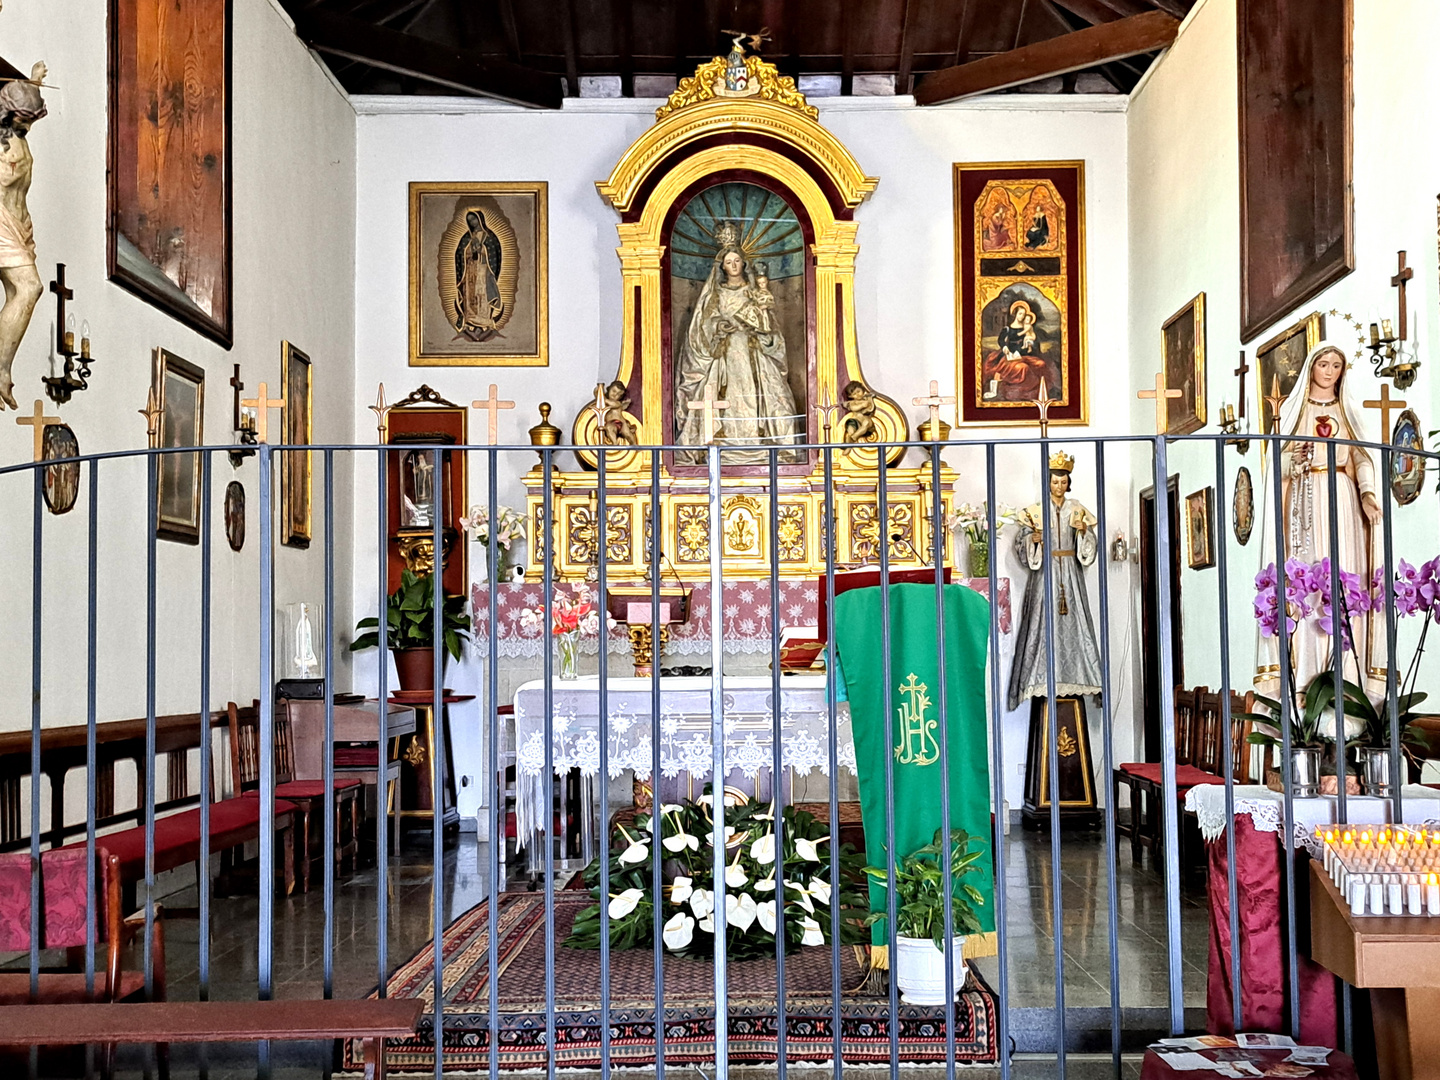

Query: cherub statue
left=0, top=60, right=46, bottom=411
left=839, top=379, right=878, bottom=443
left=596, top=379, right=637, bottom=446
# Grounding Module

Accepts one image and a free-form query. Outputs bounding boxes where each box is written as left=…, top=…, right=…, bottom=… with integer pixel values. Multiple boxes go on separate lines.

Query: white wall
left=351, top=94, right=1132, bottom=818
left=1127, top=0, right=1440, bottom=740
left=0, top=0, right=356, bottom=823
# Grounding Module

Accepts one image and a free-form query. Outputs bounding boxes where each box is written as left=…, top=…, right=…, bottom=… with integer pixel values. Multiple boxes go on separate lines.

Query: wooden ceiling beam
left=1047, top=0, right=1123, bottom=23
left=614, top=0, right=634, bottom=96
left=840, top=0, right=854, bottom=95
left=950, top=0, right=976, bottom=66
left=1091, top=0, right=1151, bottom=15
left=561, top=0, right=580, bottom=95
left=291, top=8, right=564, bottom=106
left=915, top=8, right=1178, bottom=103
left=1147, top=0, right=1191, bottom=18
left=895, top=0, right=919, bottom=93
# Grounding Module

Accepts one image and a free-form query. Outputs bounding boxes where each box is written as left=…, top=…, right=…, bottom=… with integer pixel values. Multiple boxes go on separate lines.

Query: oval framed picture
left=1233, top=465, right=1254, bottom=546
left=224, top=480, right=246, bottom=552
left=41, top=424, right=80, bottom=516
left=1390, top=409, right=1426, bottom=507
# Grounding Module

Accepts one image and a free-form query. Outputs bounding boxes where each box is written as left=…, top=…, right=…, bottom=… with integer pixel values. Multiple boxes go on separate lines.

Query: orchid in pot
left=517, top=584, right=602, bottom=680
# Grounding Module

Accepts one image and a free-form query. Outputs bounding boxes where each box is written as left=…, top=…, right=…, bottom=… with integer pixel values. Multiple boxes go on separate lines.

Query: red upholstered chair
left=0, top=846, right=164, bottom=1005
left=229, top=701, right=363, bottom=893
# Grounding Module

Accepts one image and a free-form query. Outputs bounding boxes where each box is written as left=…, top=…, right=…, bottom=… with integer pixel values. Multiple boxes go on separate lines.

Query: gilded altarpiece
left=525, top=55, right=955, bottom=580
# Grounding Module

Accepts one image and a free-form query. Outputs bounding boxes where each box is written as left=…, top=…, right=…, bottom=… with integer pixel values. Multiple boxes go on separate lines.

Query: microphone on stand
left=889, top=530, right=930, bottom=566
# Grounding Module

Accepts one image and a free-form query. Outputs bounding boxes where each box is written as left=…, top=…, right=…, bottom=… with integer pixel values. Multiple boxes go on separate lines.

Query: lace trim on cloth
left=1184, top=784, right=1440, bottom=845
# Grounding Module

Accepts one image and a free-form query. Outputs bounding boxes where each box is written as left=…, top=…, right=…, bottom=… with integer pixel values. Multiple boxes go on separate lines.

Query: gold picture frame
left=281, top=341, right=312, bottom=548
left=1254, top=311, right=1325, bottom=435
left=153, top=348, right=205, bottom=545
left=1186, top=486, right=1215, bottom=570
left=409, top=181, right=548, bottom=367
left=1161, top=292, right=1206, bottom=436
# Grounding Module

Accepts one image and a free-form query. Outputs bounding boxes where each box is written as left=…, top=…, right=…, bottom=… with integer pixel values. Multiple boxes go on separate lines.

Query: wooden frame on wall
left=1161, top=293, right=1206, bottom=436
left=1238, top=0, right=1353, bottom=341
left=153, top=348, right=205, bottom=544
left=108, top=0, right=234, bottom=347
left=1186, top=486, right=1215, bottom=571
left=280, top=341, right=312, bottom=549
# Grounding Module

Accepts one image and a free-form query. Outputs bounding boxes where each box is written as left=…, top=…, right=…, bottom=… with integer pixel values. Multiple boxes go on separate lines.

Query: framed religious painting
left=1186, top=487, right=1215, bottom=570
left=153, top=349, right=205, bottom=544
left=1233, top=466, right=1255, bottom=545
left=108, top=0, right=232, bottom=347
left=1390, top=409, right=1426, bottom=507
left=954, top=162, right=1087, bottom=427
left=224, top=479, right=245, bottom=552
left=1161, top=293, right=1206, bottom=436
left=1254, top=312, right=1324, bottom=434
left=409, top=182, right=548, bottom=367
left=280, top=341, right=312, bottom=548
left=41, top=424, right=80, bottom=516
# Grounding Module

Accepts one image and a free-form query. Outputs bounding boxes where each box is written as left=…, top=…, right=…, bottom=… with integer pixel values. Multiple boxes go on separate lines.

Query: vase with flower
left=461, top=504, right=527, bottom=581
left=947, top=501, right=1018, bottom=578
left=518, top=584, right=603, bottom=680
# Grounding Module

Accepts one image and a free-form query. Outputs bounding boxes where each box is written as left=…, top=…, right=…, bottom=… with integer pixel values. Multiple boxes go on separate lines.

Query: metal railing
left=1, top=425, right=1435, bottom=1079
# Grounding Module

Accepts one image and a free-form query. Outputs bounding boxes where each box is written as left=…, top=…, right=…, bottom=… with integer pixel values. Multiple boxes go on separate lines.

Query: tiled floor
left=24, top=826, right=1209, bottom=1077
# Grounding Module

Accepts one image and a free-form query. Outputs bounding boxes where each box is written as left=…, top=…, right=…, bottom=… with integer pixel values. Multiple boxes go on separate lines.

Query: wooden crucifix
left=470, top=383, right=516, bottom=445
left=912, top=380, right=956, bottom=441
left=1234, top=352, right=1250, bottom=418
left=686, top=386, right=729, bottom=444
left=1363, top=383, right=1408, bottom=441
left=1392, top=250, right=1414, bottom=341
left=240, top=383, right=286, bottom=444
left=48, top=264, right=72, bottom=356
left=1137, top=370, right=1183, bottom=435
left=16, top=398, right=60, bottom=462
left=229, top=364, right=246, bottom=432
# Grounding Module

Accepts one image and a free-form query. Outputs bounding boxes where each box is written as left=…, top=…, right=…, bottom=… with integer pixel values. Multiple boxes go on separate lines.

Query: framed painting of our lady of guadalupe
left=954, top=162, right=1087, bottom=427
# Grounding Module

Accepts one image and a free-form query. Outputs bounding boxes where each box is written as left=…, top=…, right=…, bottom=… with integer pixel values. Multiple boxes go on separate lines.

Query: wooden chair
left=1114, top=687, right=1200, bottom=865
left=228, top=701, right=362, bottom=894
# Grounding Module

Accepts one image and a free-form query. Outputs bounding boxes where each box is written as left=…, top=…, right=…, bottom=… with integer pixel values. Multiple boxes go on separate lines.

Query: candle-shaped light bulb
left=63, top=312, right=75, bottom=354
left=80, top=320, right=91, bottom=360
left=1370, top=323, right=1381, bottom=346
left=1383, top=318, right=1395, bottom=339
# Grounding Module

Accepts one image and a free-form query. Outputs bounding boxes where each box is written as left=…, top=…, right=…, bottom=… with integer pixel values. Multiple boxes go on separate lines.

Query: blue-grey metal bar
left=199, top=450, right=214, bottom=1002
left=1267, top=436, right=1300, bottom=1040
left=649, top=449, right=665, bottom=1080
left=257, top=442, right=276, bottom=1001
left=1094, top=441, right=1122, bottom=1073
left=1212, top=440, right=1242, bottom=1037
left=930, top=442, right=957, bottom=1080
left=542, top=445, right=557, bottom=1080
left=1326, top=442, right=1348, bottom=825
left=1381, top=447, right=1402, bottom=822
left=598, top=443, right=613, bottom=1080
left=85, top=458, right=99, bottom=1003
left=28, top=467, right=42, bottom=1005
left=432, top=446, right=446, bottom=1080
left=1037, top=439, right=1066, bottom=1071
left=984, top=448, right=1011, bottom=1080
left=377, top=445, right=391, bottom=996
left=144, top=453, right=159, bottom=1001
left=1150, top=436, right=1184, bottom=1034
left=707, top=441, right=729, bottom=1080
left=487, top=448, right=501, bottom=1080
left=878, top=447, right=899, bottom=1080
left=821, top=443, right=842, bottom=1075
left=323, top=448, right=337, bottom=999
left=768, top=446, right=789, bottom=1078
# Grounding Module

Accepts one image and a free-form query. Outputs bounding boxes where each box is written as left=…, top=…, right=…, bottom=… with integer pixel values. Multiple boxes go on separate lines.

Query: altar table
left=511, top=674, right=856, bottom=862
left=1186, top=784, right=1440, bottom=1045
left=475, top=577, right=1010, bottom=659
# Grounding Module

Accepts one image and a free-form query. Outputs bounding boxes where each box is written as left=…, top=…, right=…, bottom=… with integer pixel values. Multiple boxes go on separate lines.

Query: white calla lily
left=669, top=876, right=693, bottom=904
left=689, top=888, right=714, bottom=918
left=794, top=836, right=826, bottom=862
left=727, top=892, right=758, bottom=932
left=725, top=862, right=749, bottom=889
left=754, top=877, right=776, bottom=892
left=785, top=879, right=815, bottom=913
left=808, top=878, right=832, bottom=906
left=698, top=915, right=715, bottom=933
left=756, top=899, right=777, bottom=933
left=663, top=829, right=700, bottom=853
left=662, top=912, right=695, bottom=951
left=750, top=833, right=776, bottom=865
left=618, top=839, right=649, bottom=866
left=799, top=916, right=824, bottom=947
left=608, top=888, right=644, bottom=920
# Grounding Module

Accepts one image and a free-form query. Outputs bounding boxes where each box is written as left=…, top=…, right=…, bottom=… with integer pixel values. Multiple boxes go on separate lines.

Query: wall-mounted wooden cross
left=470, top=383, right=516, bottom=445
left=686, top=386, right=729, bottom=444
left=1363, top=383, right=1408, bottom=440
left=912, top=380, right=957, bottom=441
left=1137, top=370, right=1183, bottom=435
left=369, top=383, right=390, bottom=444
left=240, top=383, right=286, bottom=444
left=16, top=398, right=60, bottom=462
left=229, top=364, right=246, bottom=431
left=1262, top=374, right=1287, bottom=434
left=1392, top=250, right=1414, bottom=341
left=1031, top=378, right=1054, bottom=439
left=1234, top=352, right=1249, bottom=418
left=48, top=264, right=72, bottom=356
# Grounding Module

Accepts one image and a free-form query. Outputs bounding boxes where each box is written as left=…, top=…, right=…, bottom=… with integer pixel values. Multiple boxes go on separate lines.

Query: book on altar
left=777, top=625, right=824, bottom=671
left=815, top=567, right=953, bottom=644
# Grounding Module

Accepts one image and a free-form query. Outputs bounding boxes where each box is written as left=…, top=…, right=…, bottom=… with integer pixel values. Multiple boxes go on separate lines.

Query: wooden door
left=1139, top=476, right=1184, bottom=763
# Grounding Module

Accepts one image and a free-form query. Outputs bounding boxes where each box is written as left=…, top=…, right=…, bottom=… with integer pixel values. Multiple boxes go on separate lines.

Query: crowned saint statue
left=1008, top=450, right=1103, bottom=710
left=674, top=220, right=801, bottom=463
left=1255, top=344, right=1383, bottom=700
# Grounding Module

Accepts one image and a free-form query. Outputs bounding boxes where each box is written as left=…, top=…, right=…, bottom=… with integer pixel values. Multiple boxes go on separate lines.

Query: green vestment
left=832, top=583, right=996, bottom=955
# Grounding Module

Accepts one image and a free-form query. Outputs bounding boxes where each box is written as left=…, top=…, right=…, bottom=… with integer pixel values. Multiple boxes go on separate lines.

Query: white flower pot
left=894, top=934, right=968, bottom=1005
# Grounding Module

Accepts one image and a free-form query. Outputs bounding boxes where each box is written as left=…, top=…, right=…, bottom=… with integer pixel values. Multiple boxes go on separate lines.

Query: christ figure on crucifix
left=0, top=62, right=47, bottom=410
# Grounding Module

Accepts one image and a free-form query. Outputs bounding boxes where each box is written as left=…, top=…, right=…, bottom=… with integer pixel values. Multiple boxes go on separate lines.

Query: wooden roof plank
left=914, top=8, right=1177, bottom=103
left=292, top=7, right=564, bottom=106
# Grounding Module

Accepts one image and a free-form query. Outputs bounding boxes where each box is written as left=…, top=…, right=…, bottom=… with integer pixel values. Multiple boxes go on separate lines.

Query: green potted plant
left=350, top=569, right=470, bottom=691
left=864, top=828, right=984, bottom=1005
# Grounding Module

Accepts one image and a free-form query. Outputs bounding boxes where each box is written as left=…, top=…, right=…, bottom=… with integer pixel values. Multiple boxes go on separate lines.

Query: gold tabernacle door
left=525, top=50, right=955, bottom=581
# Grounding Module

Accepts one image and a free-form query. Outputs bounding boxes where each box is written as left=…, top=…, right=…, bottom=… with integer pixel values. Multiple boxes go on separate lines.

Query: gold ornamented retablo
left=655, top=54, right=818, bottom=122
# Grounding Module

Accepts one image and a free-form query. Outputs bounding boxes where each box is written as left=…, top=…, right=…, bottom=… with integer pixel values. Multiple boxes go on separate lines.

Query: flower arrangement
left=518, top=584, right=605, bottom=679
left=864, top=828, right=985, bottom=949
left=460, top=505, right=526, bottom=550
left=567, top=790, right=869, bottom=960
left=946, top=502, right=1020, bottom=544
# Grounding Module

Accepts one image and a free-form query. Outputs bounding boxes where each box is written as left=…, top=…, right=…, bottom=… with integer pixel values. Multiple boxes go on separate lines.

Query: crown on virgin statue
left=1048, top=450, right=1075, bottom=473
left=714, top=221, right=741, bottom=247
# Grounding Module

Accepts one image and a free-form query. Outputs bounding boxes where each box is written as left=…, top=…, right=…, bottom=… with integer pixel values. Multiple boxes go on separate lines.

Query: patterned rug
left=343, top=892, right=998, bottom=1072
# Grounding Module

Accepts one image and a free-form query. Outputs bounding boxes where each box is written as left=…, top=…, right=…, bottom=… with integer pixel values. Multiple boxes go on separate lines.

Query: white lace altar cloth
left=512, top=674, right=855, bottom=850
left=473, top=577, right=1011, bottom=660
left=1184, top=783, right=1440, bottom=847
